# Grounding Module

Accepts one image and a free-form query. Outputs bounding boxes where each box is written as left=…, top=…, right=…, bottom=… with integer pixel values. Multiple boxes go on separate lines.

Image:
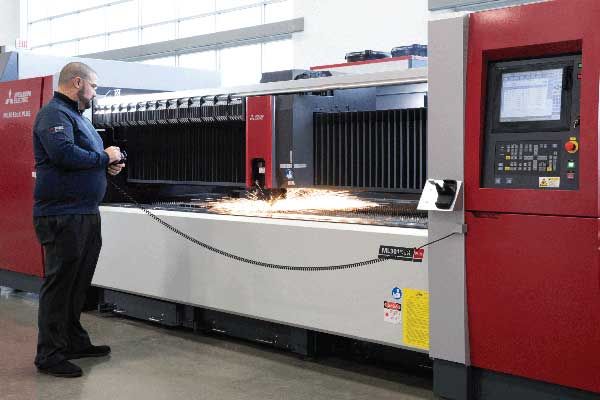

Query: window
left=220, top=44, right=261, bottom=86
left=142, top=23, right=176, bottom=45
left=51, top=14, right=78, bottom=43
left=141, top=0, right=176, bottom=25
left=265, top=1, right=293, bottom=24
left=79, top=8, right=107, bottom=37
left=179, top=15, right=215, bottom=38
left=262, top=39, right=293, bottom=73
left=26, top=0, right=294, bottom=81
left=51, top=41, right=79, bottom=57
left=28, top=0, right=49, bottom=22
left=108, top=30, right=139, bottom=50
left=29, top=21, right=51, bottom=47
left=215, top=6, right=262, bottom=32
left=106, top=1, right=138, bottom=31
left=177, top=0, right=216, bottom=17
left=216, top=0, right=259, bottom=11
left=179, top=50, right=217, bottom=71
left=79, top=36, right=107, bottom=55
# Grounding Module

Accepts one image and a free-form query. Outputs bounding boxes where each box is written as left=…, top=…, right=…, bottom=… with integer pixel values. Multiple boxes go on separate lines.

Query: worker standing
left=32, top=62, right=124, bottom=377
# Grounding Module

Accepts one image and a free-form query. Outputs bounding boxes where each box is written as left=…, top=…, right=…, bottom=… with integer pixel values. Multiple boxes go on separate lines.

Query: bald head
left=57, top=62, right=98, bottom=111
left=58, top=62, right=97, bottom=87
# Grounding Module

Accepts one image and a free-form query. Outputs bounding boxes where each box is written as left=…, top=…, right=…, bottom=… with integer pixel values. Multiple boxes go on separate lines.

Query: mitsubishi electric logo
left=5, top=89, right=32, bottom=105
left=2, top=88, right=33, bottom=119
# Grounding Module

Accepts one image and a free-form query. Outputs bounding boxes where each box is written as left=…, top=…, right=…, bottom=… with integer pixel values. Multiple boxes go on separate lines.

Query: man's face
left=76, top=73, right=98, bottom=110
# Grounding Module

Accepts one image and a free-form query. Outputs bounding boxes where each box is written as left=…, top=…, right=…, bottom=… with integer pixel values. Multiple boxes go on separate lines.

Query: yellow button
left=505, top=167, right=510, bottom=171
left=547, top=166, right=552, bottom=172
left=506, top=156, right=511, bottom=160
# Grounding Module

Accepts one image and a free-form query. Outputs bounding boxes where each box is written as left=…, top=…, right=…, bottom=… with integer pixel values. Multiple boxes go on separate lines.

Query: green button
left=578, top=63, right=583, bottom=68
left=568, top=161, right=576, bottom=168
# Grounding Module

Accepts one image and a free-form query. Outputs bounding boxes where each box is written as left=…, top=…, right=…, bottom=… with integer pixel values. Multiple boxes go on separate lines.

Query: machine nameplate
left=378, top=246, right=424, bottom=262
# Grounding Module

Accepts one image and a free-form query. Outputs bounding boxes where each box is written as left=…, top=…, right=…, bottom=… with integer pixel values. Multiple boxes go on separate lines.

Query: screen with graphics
left=499, top=68, right=563, bottom=123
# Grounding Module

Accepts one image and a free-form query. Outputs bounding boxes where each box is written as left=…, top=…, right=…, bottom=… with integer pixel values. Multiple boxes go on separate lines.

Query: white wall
left=292, top=0, right=429, bottom=69
left=0, top=0, right=20, bottom=48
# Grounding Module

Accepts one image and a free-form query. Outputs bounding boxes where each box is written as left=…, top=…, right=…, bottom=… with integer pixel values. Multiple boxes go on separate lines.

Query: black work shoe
left=37, top=360, right=83, bottom=378
left=65, top=345, right=111, bottom=360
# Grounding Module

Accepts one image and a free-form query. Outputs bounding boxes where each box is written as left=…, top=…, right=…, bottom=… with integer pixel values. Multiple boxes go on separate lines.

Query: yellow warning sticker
left=539, top=177, right=560, bottom=188
left=402, top=289, right=430, bottom=350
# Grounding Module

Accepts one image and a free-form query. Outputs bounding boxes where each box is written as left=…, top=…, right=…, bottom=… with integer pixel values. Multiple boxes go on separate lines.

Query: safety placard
left=383, top=301, right=401, bottom=324
left=402, top=289, right=430, bottom=350
left=539, top=177, right=560, bottom=188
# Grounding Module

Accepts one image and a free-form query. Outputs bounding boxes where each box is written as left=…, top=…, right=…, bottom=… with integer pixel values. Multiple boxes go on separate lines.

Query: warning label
left=539, top=177, right=560, bottom=188
left=402, top=289, right=430, bottom=350
left=384, top=301, right=401, bottom=324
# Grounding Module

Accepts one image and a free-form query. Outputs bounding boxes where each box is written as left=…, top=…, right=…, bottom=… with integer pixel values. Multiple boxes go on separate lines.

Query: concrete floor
left=0, top=286, right=435, bottom=400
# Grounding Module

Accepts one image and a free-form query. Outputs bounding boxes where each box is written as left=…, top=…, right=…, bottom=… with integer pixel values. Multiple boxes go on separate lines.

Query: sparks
left=209, top=188, right=378, bottom=216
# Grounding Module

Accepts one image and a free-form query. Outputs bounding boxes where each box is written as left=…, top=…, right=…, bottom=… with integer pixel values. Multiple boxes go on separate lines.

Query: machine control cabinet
left=482, top=55, right=581, bottom=190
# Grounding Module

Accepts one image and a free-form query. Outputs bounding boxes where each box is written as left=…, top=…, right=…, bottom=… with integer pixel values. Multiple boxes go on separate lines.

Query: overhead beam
left=80, top=18, right=304, bottom=62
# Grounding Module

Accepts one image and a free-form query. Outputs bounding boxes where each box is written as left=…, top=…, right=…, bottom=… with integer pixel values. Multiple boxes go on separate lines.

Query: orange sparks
left=209, top=188, right=378, bottom=215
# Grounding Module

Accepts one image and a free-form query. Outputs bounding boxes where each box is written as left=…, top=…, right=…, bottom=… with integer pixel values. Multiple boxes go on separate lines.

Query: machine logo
left=378, top=246, right=424, bottom=263
left=249, top=114, right=264, bottom=121
left=4, top=89, right=32, bottom=105
left=391, top=287, right=402, bottom=299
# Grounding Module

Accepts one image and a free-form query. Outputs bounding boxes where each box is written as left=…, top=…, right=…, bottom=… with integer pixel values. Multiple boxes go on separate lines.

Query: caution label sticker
left=402, top=289, right=430, bottom=350
left=383, top=301, right=401, bottom=324
left=539, top=177, right=560, bottom=188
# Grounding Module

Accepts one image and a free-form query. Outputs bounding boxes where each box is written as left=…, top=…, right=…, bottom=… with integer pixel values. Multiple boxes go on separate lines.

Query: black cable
left=108, top=180, right=388, bottom=271
left=416, top=232, right=459, bottom=250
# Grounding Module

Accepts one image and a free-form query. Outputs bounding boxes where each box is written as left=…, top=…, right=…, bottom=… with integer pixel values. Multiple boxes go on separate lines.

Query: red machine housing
left=465, top=0, right=600, bottom=393
left=245, top=95, right=275, bottom=188
left=0, top=76, right=53, bottom=278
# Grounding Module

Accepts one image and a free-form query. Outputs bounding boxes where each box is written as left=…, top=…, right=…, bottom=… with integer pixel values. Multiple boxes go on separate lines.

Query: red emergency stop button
left=565, top=140, right=579, bottom=153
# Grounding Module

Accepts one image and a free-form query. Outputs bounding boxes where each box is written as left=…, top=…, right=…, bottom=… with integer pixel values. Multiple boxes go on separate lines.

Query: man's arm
left=35, top=110, right=117, bottom=170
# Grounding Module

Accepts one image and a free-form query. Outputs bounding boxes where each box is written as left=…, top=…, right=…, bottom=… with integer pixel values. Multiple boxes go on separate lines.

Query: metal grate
left=122, top=122, right=246, bottom=185
left=314, top=108, right=427, bottom=192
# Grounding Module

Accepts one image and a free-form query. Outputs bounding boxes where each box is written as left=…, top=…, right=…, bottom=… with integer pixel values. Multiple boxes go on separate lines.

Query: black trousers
left=33, top=214, right=102, bottom=368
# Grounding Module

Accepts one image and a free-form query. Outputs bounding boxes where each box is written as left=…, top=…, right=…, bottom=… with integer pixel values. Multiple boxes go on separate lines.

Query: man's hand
left=104, top=146, right=121, bottom=164
left=107, top=163, right=125, bottom=176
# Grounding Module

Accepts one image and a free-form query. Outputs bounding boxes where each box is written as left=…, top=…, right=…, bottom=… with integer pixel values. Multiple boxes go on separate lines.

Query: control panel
left=482, top=55, right=581, bottom=190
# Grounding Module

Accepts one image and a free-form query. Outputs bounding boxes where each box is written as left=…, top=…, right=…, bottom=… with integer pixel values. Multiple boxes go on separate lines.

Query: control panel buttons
left=564, top=140, right=579, bottom=153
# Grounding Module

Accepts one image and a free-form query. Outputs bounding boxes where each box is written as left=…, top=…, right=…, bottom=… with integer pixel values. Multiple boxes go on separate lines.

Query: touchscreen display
left=499, top=68, right=563, bottom=123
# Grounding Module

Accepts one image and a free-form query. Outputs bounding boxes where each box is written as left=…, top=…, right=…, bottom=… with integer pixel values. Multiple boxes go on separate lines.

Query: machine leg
left=434, top=359, right=472, bottom=400
left=0, top=269, right=42, bottom=293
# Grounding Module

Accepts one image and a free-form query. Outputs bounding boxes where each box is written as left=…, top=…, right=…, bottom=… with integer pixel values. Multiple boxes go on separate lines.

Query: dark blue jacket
left=33, top=92, right=109, bottom=217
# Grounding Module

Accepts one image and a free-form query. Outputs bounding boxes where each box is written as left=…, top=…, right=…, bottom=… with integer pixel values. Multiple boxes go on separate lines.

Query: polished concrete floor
left=0, top=286, right=435, bottom=400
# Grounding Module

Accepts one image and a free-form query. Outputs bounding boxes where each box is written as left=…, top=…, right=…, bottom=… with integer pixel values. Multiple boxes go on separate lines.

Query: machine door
left=466, top=212, right=600, bottom=393
left=0, top=77, right=52, bottom=277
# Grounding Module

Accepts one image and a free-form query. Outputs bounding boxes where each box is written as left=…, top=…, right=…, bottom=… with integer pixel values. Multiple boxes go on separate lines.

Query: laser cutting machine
left=91, top=68, right=432, bottom=356
left=1, top=1, right=600, bottom=398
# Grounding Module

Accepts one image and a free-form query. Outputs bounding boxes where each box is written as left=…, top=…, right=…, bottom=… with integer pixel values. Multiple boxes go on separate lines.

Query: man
left=32, top=62, right=124, bottom=378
